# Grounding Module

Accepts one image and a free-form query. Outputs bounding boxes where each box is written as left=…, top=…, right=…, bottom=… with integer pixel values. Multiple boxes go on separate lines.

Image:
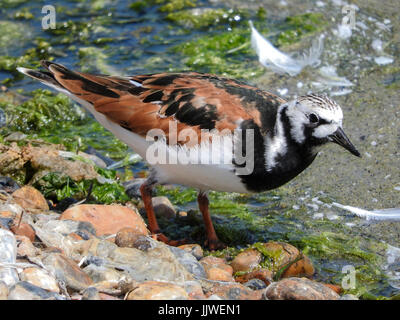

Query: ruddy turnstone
left=18, top=61, right=360, bottom=249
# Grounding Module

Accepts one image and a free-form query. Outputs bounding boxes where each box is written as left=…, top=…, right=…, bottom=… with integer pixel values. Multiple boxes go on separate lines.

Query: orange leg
left=197, top=192, right=226, bottom=250
left=140, top=182, right=187, bottom=246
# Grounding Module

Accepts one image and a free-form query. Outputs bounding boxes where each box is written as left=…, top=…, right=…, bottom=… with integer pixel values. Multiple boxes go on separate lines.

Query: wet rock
left=234, top=268, right=273, bottom=286
left=200, top=256, right=234, bottom=281
left=152, top=196, right=176, bottom=219
left=115, top=227, right=142, bottom=248
left=340, top=294, right=359, bottom=300
left=169, top=246, right=207, bottom=279
left=19, top=267, right=60, bottom=293
left=80, top=238, right=193, bottom=283
left=10, top=223, right=35, bottom=242
left=206, top=283, right=263, bottom=300
left=0, top=281, right=8, bottom=300
left=260, top=242, right=314, bottom=278
left=184, top=280, right=206, bottom=300
left=99, top=292, right=121, bottom=300
left=230, top=249, right=262, bottom=273
left=83, top=264, right=122, bottom=284
left=12, top=186, right=49, bottom=211
left=41, top=253, right=93, bottom=292
left=265, top=277, right=340, bottom=300
left=60, top=204, right=149, bottom=236
left=25, top=144, right=99, bottom=182
left=0, top=176, right=20, bottom=193
left=82, top=287, right=101, bottom=300
left=126, top=281, right=188, bottom=300
left=323, top=283, right=342, bottom=295
left=15, top=235, right=38, bottom=257
left=32, top=219, right=96, bottom=259
left=178, top=244, right=204, bottom=260
left=8, top=281, right=65, bottom=300
left=0, top=217, right=12, bottom=230
left=0, top=229, right=18, bottom=287
left=243, top=278, right=268, bottom=290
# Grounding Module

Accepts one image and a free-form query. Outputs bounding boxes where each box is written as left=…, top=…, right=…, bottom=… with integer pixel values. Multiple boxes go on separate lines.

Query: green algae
left=33, top=171, right=130, bottom=204
left=276, top=13, right=328, bottom=47
left=173, top=27, right=264, bottom=79
left=0, top=89, right=128, bottom=160
left=166, top=8, right=248, bottom=29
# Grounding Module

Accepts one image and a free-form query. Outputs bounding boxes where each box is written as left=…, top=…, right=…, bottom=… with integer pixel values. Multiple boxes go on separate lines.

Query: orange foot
left=151, top=232, right=189, bottom=246
left=204, top=238, right=227, bottom=251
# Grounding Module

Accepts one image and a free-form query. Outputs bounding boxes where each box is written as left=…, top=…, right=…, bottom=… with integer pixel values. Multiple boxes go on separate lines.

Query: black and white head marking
left=285, top=94, right=343, bottom=144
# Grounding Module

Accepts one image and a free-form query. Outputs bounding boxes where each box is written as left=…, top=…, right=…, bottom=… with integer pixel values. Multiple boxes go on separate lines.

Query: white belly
left=64, top=93, right=249, bottom=193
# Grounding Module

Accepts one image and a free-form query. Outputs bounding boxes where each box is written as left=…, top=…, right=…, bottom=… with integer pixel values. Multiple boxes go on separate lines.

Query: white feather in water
left=332, top=202, right=400, bottom=221
left=249, top=21, right=324, bottom=76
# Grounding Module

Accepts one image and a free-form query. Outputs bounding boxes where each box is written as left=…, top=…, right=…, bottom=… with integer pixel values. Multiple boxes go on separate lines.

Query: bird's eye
left=309, top=113, right=319, bottom=124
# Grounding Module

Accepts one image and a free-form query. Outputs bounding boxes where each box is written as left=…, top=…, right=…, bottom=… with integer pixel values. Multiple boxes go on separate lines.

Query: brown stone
left=323, top=283, right=343, bottom=295
left=15, top=235, right=38, bottom=257
left=20, top=267, right=60, bottom=293
left=115, top=227, right=142, bottom=248
left=184, top=281, right=205, bottom=300
left=99, top=293, right=121, bottom=300
left=10, top=223, right=35, bottom=242
left=60, top=204, right=149, bottom=236
left=200, top=256, right=234, bottom=281
left=265, top=277, right=340, bottom=300
left=12, top=186, right=49, bottom=211
left=234, top=268, right=273, bottom=286
left=41, top=253, right=93, bottom=292
left=206, top=283, right=263, bottom=300
left=261, top=242, right=314, bottom=278
left=230, top=249, right=262, bottom=273
left=151, top=196, right=176, bottom=219
left=126, top=281, right=189, bottom=300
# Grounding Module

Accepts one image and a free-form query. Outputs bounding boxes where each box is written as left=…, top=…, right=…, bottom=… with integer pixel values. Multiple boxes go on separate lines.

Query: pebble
left=81, top=238, right=193, bottom=283
left=265, top=277, right=340, bottom=300
left=82, top=287, right=101, bottom=300
left=243, top=278, right=268, bottom=290
left=10, top=223, right=36, bottom=242
left=230, top=249, right=262, bottom=273
left=0, top=281, right=8, bottom=300
left=183, top=281, right=205, bottom=300
left=60, top=204, right=149, bottom=236
left=169, top=246, right=207, bottom=279
left=200, top=256, right=234, bottom=282
left=206, top=283, right=263, bottom=300
left=0, top=229, right=19, bottom=287
left=0, top=176, right=20, bottom=193
left=151, top=196, right=176, bottom=219
left=126, top=281, right=189, bottom=300
left=41, top=252, right=93, bottom=292
left=20, top=267, right=60, bottom=293
left=261, top=242, right=314, bottom=278
left=340, top=294, right=359, bottom=300
left=15, top=235, right=38, bottom=257
left=12, top=186, right=49, bottom=211
left=115, top=227, right=142, bottom=248
left=83, top=264, right=122, bottom=284
left=234, top=268, right=273, bottom=286
left=178, top=244, right=204, bottom=260
left=8, top=281, right=65, bottom=300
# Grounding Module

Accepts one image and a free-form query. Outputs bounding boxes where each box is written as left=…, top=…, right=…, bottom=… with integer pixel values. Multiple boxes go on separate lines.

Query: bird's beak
left=329, top=127, right=361, bottom=157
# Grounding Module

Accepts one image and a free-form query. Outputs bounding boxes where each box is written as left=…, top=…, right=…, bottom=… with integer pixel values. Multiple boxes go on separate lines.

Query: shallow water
left=1, top=0, right=399, bottom=297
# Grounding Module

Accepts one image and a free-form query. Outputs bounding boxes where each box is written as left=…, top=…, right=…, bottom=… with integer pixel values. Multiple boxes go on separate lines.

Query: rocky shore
left=0, top=148, right=355, bottom=300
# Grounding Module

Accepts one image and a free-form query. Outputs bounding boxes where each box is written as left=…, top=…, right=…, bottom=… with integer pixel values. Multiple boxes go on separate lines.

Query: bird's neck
left=264, top=105, right=316, bottom=175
